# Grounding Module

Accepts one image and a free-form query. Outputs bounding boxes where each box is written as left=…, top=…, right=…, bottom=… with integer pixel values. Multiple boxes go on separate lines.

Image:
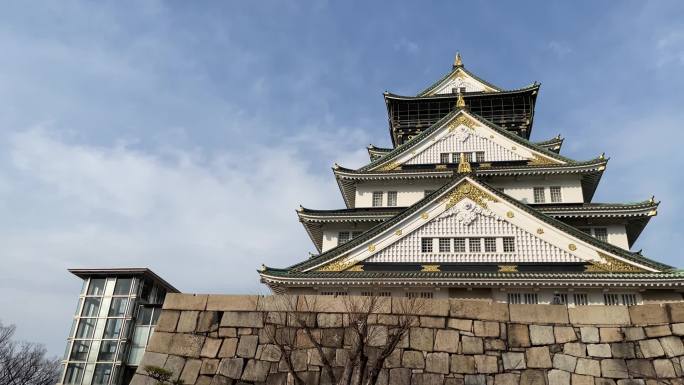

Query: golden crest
left=317, top=257, right=355, bottom=272
left=498, top=265, right=518, bottom=273
left=442, top=181, right=499, bottom=210
left=421, top=264, right=440, bottom=272
left=528, top=154, right=561, bottom=166
left=536, top=228, right=544, bottom=235
left=447, top=114, right=477, bottom=130
left=506, top=211, right=515, bottom=218
left=585, top=252, right=645, bottom=273
left=395, top=229, right=402, bottom=236
left=421, top=212, right=429, bottom=220
left=376, top=161, right=399, bottom=171
left=368, top=244, right=376, bottom=252
left=568, top=244, right=577, bottom=251
left=346, top=265, right=364, bottom=272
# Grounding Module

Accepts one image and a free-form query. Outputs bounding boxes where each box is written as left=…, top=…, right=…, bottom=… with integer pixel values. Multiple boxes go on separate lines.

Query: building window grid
left=502, top=237, right=515, bottom=253
left=523, top=293, right=539, bottom=304
left=440, top=153, right=450, bottom=164
left=484, top=237, right=497, bottom=252
left=593, top=228, right=608, bottom=242
left=439, top=238, right=451, bottom=253
left=421, top=238, right=433, bottom=253
left=573, top=293, right=589, bottom=306
left=552, top=293, right=568, bottom=305
left=387, top=191, right=398, bottom=207
left=475, top=151, right=485, bottom=163
left=453, top=238, right=466, bottom=252
left=550, top=186, right=562, bottom=203
left=533, top=187, right=546, bottom=203
left=372, top=191, right=383, bottom=207
left=406, top=292, right=433, bottom=299
left=468, top=238, right=481, bottom=253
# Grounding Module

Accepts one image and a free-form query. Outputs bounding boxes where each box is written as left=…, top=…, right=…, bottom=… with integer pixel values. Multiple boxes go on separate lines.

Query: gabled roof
left=534, top=135, right=564, bottom=153
left=367, top=145, right=392, bottom=161
left=416, top=59, right=504, bottom=96
left=263, top=176, right=672, bottom=282
left=384, top=83, right=541, bottom=101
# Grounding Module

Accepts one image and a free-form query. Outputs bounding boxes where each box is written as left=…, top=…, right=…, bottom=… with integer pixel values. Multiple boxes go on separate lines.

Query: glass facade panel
left=136, top=307, right=153, bottom=326
left=64, top=363, right=85, bottom=385
left=108, top=298, right=128, bottom=317
left=92, top=364, right=113, bottom=385
left=98, top=341, right=118, bottom=362
left=70, top=340, right=91, bottom=361
left=76, top=318, right=97, bottom=339
left=113, top=278, right=132, bottom=296
left=81, top=298, right=101, bottom=317
left=103, top=319, right=123, bottom=339
left=87, top=279, right=106, bottom=296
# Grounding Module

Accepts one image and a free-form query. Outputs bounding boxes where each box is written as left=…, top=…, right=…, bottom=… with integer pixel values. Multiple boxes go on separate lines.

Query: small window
left=108, top=298, right=128, bottom=317
left=550, top=186, right=562, bottom=203
left=594, top=228, right=608, bottom=242
left=503, top=237, right=515, bottom=253
left=421, top=238, right=433, bottom=253
left=484, top=237, right=497, bottom=252
left=87, top=278, right=106, bottom=296
left=459, top=86, right=467, bottom=94
left=468, top=238, right=481, bottom=252
left=372, top=191, right=383, bottom=207
left=387, top=191, right=398, bottom=207
left=604, top=293, right=620, bottom=306
left=338, top=232, right=350, bottom=245
left=475, top=151, right=485, bottom=163
left=451, top=153, right=460, bottom=163
left=508, top=293, right=521, bottom=304
left=103, top=319, right=123, bottom=339
left=98, top=340, right=118, bottom=361
left=453, top=238, right=466, bottom=252
left=533, top=187, right=546, bottom=203
left=552, top=294, right=568, bottom=305
left=113, top=278, right=132, bottom=296
left=573, top=293, right=589, bottom=306
left=377, top=292, right=391, bottom=297
left=406, top=292, right=433, bottom=299
left=440, top=153, right=450, bottom=163
left=81, top=297, right=101, bottom=317
left=439, top=238, right=451, bottom=253
left=622, top=294, right=637, bottom=306
left=424, top=190, right=434, bottom=197
left=524, top=293, right=539, bottom=304
left=70, top=340, right=91, bottom=361
left=361, top=291, right=373, bottom=297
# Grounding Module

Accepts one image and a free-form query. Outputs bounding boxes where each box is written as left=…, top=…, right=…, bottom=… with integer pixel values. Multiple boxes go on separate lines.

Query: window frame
left=387, top=191, right=398, bottom=207
left=421, top=238, right=433, bottom=253
left=371, top=191, right=383, bottom=207
left=533, top=187, right=546, bottom=203
left=549, top=186, right=562, bottom=203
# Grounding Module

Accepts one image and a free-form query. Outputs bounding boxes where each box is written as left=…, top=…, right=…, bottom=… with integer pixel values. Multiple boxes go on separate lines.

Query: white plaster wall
left=404, top=132, right=526, bottom=165
left=606, top=224, right=629, bottom=250
left=491, top=290, right=642, bottom=305
left=489, top=175, right=584, bottom=204
left=321, top=222, right=378, bottom=252
left=355, top=180, right=444, bottom=208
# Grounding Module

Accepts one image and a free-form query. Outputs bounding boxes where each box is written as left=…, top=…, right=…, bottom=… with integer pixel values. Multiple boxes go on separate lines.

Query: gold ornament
left=585, top=252, right=645, bottom=273
left=536, top=228, right=544, bottom=235
left=506, top=211, right=515, bottom=218
left=457, top=152, right=472, bottom=173
left=447, top=114, right=477, bottom=130
left=528, top=154, right=561, bottom=166
left=317, top=257, right=355, bottom=272
left=376, top=161, right=399, bottom=171
left=421, top=212, right=429, bottom=220
left=347, top=265, right=364, bottom=272
left=421, top=264, right=440, bottom=272
left=368, top=244, right=376, bottom=252
left=454, top=52, right=463, bottom=67
left=443, top=181, right=499, bottom=210
left=498, top=265, right=518, bottom=273
left=456, top=92, right=466, bottom=108
left=568, top=244, right=577, bottom=251
left=395, top=229, right=402, bottom=236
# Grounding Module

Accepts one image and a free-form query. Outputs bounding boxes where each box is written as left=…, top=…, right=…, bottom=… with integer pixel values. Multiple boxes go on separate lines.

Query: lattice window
left=361, top=291, right=373, bottom=297
left=451, top=153, right=460, bottom=163
left=377, top=292, right=392, bottom=297
left=440, top=153, right=450, bottom=164
left=439, top=238, right=451, bottom=253
left=469, top=238, right=481, bottom=252
left=573, top=293, right=589, bottom=306
left=550, top=186, right=562, bottom=203
left=604, top=294, right=620, bottom=306
left=453, top=238, right=466, bottom=252
left=421, top=238, right=433, bottom=253
left=552, top=293, right=568, bottom=305
left=524, top=293, right=539, bottom=304
left=484, top=237, right=497, bottom=252
left=407, top=292, right=433, bottom=299
left=387, top=191, right=398, bottom=207
left=338, top=232, right=350, bottom=245
left=533, top=187, right=546, bottom=203
left=507, top=293, right=521, bottom=304
left=594, top=228, right=608, bottom=242
left=503, top=237, right=515, bottom=253
left=622, top=294, right=637, bottom=306
left=476, top=151, right=485, bottom=163
left=372, top=191, right=383, bottom=207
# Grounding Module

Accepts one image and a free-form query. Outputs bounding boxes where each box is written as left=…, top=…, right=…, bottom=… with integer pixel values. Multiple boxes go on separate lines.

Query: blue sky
left=1, top=1, right=684, bottom=355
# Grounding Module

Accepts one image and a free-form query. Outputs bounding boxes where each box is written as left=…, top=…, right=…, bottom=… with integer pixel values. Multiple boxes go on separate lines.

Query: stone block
left=197, top=311, right=220, bottom=333
left=291, top=349, right=307, bottom=372
left=571, top=373, right=594, bottom=385
left=410, top=327, right=434, bottom=351
left=653, top=358, right=677, bottom=378
left=176, top=311, right=199, bottom=333
left=155, top=310, right=180, bottom=332
left=236, top=335, right=258, bottom=358
left=317, top=313, right=343, bottom=328
left=644, top=325, right=671, bottom=337
left=629, top=304, right=669, bottom=325
left=529, top=325, right=554, bottom=345
left=434, top=329, right=459, bottom=353
left=471, top=320, right=498, bottom=337
left=219, top=327, right=237, bottom=338
left=672, top=323, right=684, bottom=336
left=413, top=373, right=444, bottom=385
left=525, top=346, right=552, bottom=368
left=426, top=352, right=450, bottom=374
left=616, top=380, right=645, bottom=385
left=575, top=358, right=600, bottom=376
left=569, top=306, right=630, bottom=325
left=179, top=359, right=202, bottom=385
left=450, top=300, right=509, bottom=321
left=580, top=327, right=599, bottom=343
left=670, top=302, right=684, bottom=322
left=547, top=369, right=570, bottom=385
left=508, top=324, right=530, bottom=348
left=520, top=369, right=546, bottom=385
left=601, top=359, right=629, bottom=379
left=502, top=352, right=526, bottom=370
left=218, top=357, right=244, bottom=379
left=221, top=312, right=264, bottom=328
left=448, top=318, right=472, bottom=332
left=393, top=297, right=449, bottom=316
left=321, top=328, right=344, bottom=348
left=136, top=352, right=168, bottom=373
left=554, top=326, right=578, bottom=343
left=368, top=325, right=388, bottom=347
left=563, top=342, right=586, bottom=357
left=389, top=368, right=411, bottom=385
left=420, top=316, right=446, bottom=328
left=553, top=353, right=577, bottom=372
left=169, top=334, right=205, bottom=358
left=510, top=304, right=569, bottom=324
left=402, top=350, right=425, bottom=368
left=473, top=354, right=497, bottom=373
left=200, top=338, right=222, bottom=358
left=377, top=314, right=398, bottom=325
left=200, top=358, right=219, bottom=375
left=259, top=344, right=282, bottom=362
left=638, top=339, right=665, bottom=358
left=610, top=342, right=635, bottom=359
left=206, top=295, right=259, bottom=311
left=600, top=327, right=624, bottom=343
left=164, top=294, right=208, bottom=310
left=451, top=354, right=476, bottom=374
left=626, top=359, right=655, bottom=378
left=494, top=373, right=519, bottom=385
left=484, top=338, right=506, bottom=351
left=595, top=379, right=617, bottom=385
left=464, top=374, right=486, bottom=385
left=659, top=336, right=684, bottom=357
left=461, top=335, right=484, bottom=354
left=218, top=338, right=238, bottom=358
left=587, top=344, right=612, bottom=358
left=241, top=359, right=270, bottom=382
left=383, top=348, right=401, bottom=368
left=623, top=327, right=645, bottom=341
left=307, top=347, right=334, bottom=367
left=146, top=331, right=173, bottom=354
left=266, top=373, right=287, bottom=385
left=165, top=355, right=186, bottom=381
left=445, top=378, right=466, bottom=385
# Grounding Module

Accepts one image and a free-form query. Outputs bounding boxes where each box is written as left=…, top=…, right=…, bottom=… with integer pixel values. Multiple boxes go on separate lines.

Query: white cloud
left=546, top=41, right=572, bottom=58
left=394, top=38, right=420, bottom=55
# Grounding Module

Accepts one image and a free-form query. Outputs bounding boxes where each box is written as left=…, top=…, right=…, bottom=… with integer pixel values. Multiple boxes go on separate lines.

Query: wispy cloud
left=394, top=37, right=420, bottom=55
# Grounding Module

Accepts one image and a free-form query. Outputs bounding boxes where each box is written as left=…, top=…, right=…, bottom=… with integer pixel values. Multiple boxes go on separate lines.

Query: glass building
left=59, top=268, right=178, bottom=385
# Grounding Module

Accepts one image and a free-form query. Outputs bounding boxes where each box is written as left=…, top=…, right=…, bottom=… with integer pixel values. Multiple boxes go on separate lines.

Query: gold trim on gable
left=528, top=154, right=562, bottom=166
left=317, top=257, right=355, bottom=272
left=447, top=114, right=477, bottom=130
left=585, top=252, right=646, bottom=273
left=442, top=181, right=499, bottom=210
left=421, top=264, right=440, bottom=272
left=498, top=265, right=518, bottom=273
left=376, top=161, right=400, bottom=171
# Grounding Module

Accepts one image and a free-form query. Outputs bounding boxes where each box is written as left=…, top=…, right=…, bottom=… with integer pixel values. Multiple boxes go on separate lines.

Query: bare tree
left=0, top=322, right=60, bottom=385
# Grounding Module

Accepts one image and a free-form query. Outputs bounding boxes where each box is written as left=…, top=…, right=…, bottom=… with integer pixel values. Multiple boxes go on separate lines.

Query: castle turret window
left=440, top=153, right=450, bottom=163
left=593, top=228, right=608, bottom=242
left=387, top=191, right=397, bottom=206
left=454, top=238, right=466, bottom=252
left=503, top=237, right=515, bottom=252
left=533, top=187, right=546, bottom=203
left=439, top=238, right=451, bottom=252
left=372, top=191, right=383, bottom=207
left=476, top=151, right=485, bottom=163
left=469, top=238, right=481, bottom=252
left=550, top=186, right=562, bottom=203
left=484, top=237, right=497, bottom=252
left=421, top=238, right=433, bottom=253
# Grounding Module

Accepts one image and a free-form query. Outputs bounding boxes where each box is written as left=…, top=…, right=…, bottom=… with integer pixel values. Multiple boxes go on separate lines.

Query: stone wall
left=130, top=294, right=684, bottom=385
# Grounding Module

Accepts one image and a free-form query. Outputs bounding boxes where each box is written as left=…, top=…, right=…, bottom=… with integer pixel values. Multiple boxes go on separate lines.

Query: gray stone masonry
left=129, top=294, right=684, bottom=385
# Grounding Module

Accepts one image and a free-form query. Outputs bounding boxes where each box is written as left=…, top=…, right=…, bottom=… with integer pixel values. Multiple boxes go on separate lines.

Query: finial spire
left=454, top=52, right=463, bottom=68
left=456, top=92, right=466, bottom=108
left=457, top=152, right=472, bottom=173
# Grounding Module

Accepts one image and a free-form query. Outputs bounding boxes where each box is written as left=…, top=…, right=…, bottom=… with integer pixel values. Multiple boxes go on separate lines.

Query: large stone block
left=389, top=368, right=411, bottom=385
left=623, top=327, right=645, bottom=341
left=626, top=359, right=656, bottom=378
left=200, top=358, right=219, bottom=375
left=434, top=329, right=459, bottom=353
left=220, top=312, right=264, bottom=328
left=218, top=357, right=244, bottom=379
left=629, top=304, right=669, bottom=325
left=146, top=331, right=173, bottom=354
left=502, top=352, right=526, bottom=370
left=580, top=327, right=599, bottom=343
left=507, top=324, right=530, bottom=348
left=291, top=349, right=308, bottom=372
left=164, top=294, right=208, bottom=310
left=599, top=327, right=624, bottom=343
left=317, top=313, right=343, bottom=328
left=368, top=325, right=388, bottom=347
left=473, top=354, right=498, bottom=373
left=570, top=373, right=594, bottom=385
left=241, top=359, right=270, bottom=382
left=473, top=321, right=500, bottom=337
left=395, top=298, right=449, bottom=316
left=553, top=353, right=577, bottom=372
left=569, top=306, right=630, bottom=325
left=205, top=295, right=259, bottom=311
left=563, top=342, right=586, bottom=357
left=259, top=344, right=282, bottom=362
left=529, top=325, right=554, bottom=345
left=163, top=355, right=185, bottom=381
left=200, top=338, right=222, bottom=358
left=601, top=359, right=629, bottom=379
left=321, top=328, right=344, bottom=348
left=653, top=358, right=677, bottom=378
left=426, top=352, right=450, bottom=374
left=493, top=373, right=519, bottom=385
left=136, top=352, right=168, bottom=374
left=420, top=316, right=446, bottom=328
left=461, top=335, right=484, bottom=354
left=155, top=310, right=180, bottom=332
left=575, top=358, right=601, bottom=377
left=197, top=311, right=221, bottom=333
left=402, top=350, right=424, bottom=369
left=236, top=335, right=258, bottom=358
left=307, top=347, right=334, bottom=366
left=587, top=344, right=612, bottom=358
left=447, top=318, right=473, bottom=332
left=464, top=374, right=486, bottom=385
left=169, top=334, right=205, bottom=357
left=669, top=302, right=684, bottom=322
left=610, top=342, right=635, bottom=359
left=450, top=300, right=508, bottom=321
left=547, top=369, right=570, bottom=385
left=179, top=359, right=202, bottom=385
left=383, top=348, right=401, bottom=368
left=218, top=338, right=238, bottom=358
left=519, top=369, right=546, bottom=385
left=525, top=346, right=552, bottom=368
left=644, top=325, right=671, bottom=337
left=451, top=354, right=476, bottom=374
left=410, top=327, right=434, bottom=351
left=672, top=323, right=684, bottom=336
left=510, top=304, right=568, bottom=324
left=176, top=311, right=199, bottom=333
left=412, top=373, right=445, bottom=385
left=554, top=326, right=577, bottom=343
left=638, top=339, right=665, bottom=358
left=659, top=336, right=684, bottom=357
